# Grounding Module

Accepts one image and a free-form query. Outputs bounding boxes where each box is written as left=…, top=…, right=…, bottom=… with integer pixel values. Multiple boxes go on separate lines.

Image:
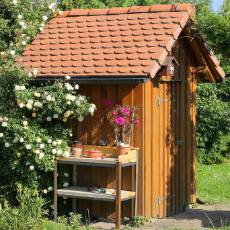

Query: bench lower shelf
left=57, top=186, right=135, bottom=202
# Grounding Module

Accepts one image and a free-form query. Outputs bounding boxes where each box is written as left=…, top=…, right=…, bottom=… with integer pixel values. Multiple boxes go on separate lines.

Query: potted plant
left=71, top=141, right=82, bottom=157
left=108, top=105, right=139, bottom=155
left=85, top=149, right=103, bottom=158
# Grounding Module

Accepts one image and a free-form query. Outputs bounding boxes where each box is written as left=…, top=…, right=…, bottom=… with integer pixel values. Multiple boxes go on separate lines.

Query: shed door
left=157, top=79, right=192, bottom=216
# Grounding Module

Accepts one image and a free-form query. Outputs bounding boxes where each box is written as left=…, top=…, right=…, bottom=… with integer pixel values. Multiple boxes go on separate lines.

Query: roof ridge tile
left=56, top=4, right=195, bottom=18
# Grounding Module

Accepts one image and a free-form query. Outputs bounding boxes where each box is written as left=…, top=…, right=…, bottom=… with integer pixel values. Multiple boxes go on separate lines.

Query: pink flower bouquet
left=108, top=105, right=139, bottom=146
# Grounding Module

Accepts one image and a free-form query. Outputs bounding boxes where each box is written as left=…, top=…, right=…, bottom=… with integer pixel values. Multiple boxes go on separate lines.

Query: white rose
left=15, top=85, right=20, bottom=91
left=0, top=133, right=3, bottom=138
left=63, top=182, right=69, bottom=187
left=34, top=101, right=43, bottom=108
left=46, top=95, right=52, bottom=102
left=17, top=14, right=23, bottom=19
left=5, top=142, right=10, bottom=148
left=22, top=25, right=27, bottom=30
left=66, top=101, right=71, bottom=105
left=88, top=107, right=95, bottom=114
left=26, top=103, right=33, bottom=110
left=65, top=83, right=74, bottom=91
left=28, top=72, right=32, bottom=77
left=53, top=114, right=58, bottom=119
left=64, top=173, right=69, bottom=177
left=12, top=0, right=17, bottom=5
left=10, top=50, right=15, bottom=55
left=32, top=68, right=38, bottom=75
left=20, top=85, right=26, bottom=91
left=29, top=165, right=34, bottom=171
left=43, top=189, right=48, bottom=194
left=78, top=96, right=84, bottom=101
left=19, top=138, right=24, bottom=143
left=52, top=141, right=57, bottom=146
left=63, top=151, right=70, bottom=157
left=2, top=122, right=7, bottom=127
left=34, top=92, right=41, bottom=98
left=75, top=100, right=80, bottom=106
left=78, top=116, right=83, bottom=122
left=22, top=121, right=28, bottom=126
left=3, top=117, right=8, bottom=122
left=19, top=103, right=24, bottom=108
left=49, top=2, right=57, bottom=10
left=22, top=41, right=26, bottom=46
left=57, top=149, right=62, bottom=156
left=42, top=16, right=48, bottom=21
left=74, top=84, right=79, bottom=90
left=39, top=27, right=44, bottom=32
left=39, top=152, right=44, bottom=159
left=34, top=149, right=40, bottom=154
left=46, top=117, right=52, bottom=122
left=65, top=75, right=71, bottom=80
left=26, top=144, right=31, bottom=150
left=64, top=110, right=71, bottom=118
left=36, top=137, right=41, bottom=143
left=40, top=144, right=45, bottom=149
left=48, top=139, right=52, bottom=144
left=52, top=149, right=57, bottom=154
left=57, top=139, right=62, bottom=145
left=48, top=186, right=53, bottom=191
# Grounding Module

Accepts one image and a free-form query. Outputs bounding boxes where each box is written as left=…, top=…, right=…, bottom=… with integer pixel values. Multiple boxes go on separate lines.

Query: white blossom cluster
left=16, top=77, right=96, bottom=123
left=0, top=117, right=8, bottom=144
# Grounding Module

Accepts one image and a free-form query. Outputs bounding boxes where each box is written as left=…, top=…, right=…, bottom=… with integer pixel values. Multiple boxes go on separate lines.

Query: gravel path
left=92, top=203, right=230, bottom=229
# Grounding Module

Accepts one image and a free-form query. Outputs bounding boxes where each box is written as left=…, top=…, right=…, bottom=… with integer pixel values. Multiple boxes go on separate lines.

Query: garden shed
left=20, top=3, right=225, bottom=219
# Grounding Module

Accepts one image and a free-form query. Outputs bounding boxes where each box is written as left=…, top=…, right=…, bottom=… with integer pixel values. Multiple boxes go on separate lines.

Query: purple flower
left=114, top=116, right=126, bottom=126
left=122, top=107, right=130, bottom=116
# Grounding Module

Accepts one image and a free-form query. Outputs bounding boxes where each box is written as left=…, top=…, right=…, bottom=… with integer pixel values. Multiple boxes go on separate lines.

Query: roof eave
left=34, top=75, right=150, bottom=84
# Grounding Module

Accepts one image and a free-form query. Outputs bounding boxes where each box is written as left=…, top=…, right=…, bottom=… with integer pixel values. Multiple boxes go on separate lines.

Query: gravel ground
left=92, top=203, right=230, bottom=229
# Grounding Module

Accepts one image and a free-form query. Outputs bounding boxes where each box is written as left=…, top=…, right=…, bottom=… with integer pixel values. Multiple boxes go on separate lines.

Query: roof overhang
left=183, top=26, right=225, bottom=83
left=34, top=75, right=149, bottom=84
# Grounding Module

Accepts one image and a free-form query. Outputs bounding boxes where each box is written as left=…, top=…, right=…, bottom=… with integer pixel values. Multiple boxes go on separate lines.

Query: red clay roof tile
left=20, top=4, right=197, bottom=78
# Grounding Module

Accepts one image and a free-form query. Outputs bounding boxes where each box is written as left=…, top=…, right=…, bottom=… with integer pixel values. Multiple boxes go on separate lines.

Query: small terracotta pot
left=85, top=150, right=103, bottom=158
left=116, top=146, right=130, bottom=156
left=71, top=147, right=82, bottom=158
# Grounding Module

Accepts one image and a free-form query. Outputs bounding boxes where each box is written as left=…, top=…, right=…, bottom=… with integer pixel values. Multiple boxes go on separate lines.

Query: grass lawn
left=196, top=162, right=230, bottom=204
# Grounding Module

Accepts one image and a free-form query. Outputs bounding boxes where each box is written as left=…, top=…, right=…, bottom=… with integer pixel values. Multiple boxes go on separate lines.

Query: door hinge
left=157, top=96, right=168, bottom=107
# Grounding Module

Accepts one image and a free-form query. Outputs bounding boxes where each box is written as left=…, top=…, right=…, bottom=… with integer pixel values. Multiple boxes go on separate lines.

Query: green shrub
left=124, top=216, right=148, bottom=228
left=0, top=185, right=46, bottom=230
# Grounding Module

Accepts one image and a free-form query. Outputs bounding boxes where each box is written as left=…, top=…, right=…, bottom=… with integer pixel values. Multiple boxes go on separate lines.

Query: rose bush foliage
left=0, top=0, right=95, bottom=203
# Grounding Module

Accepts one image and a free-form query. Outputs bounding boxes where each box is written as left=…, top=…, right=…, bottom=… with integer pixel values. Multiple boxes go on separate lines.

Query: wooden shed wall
left=71, top=38, right=197, bottom=219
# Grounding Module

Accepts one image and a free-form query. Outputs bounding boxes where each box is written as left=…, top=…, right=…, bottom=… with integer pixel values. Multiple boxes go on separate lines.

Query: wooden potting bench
left=54, top=146, right=139, bottom=229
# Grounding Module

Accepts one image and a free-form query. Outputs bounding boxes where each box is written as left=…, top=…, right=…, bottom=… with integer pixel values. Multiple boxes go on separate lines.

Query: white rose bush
left=0, top=0, right=96, bottom=205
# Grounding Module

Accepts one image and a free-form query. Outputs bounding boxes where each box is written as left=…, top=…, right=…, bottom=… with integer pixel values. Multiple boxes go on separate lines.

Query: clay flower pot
left=116, top=146, right=130, bottom=155
left=71, top=146, right=82, bottom=158
left=71, top=141, right=82, bottom=158
left=85, top=149, right=103, bottom=158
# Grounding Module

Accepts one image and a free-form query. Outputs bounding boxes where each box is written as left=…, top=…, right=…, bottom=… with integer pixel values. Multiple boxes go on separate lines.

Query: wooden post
left=115, top=161, right=122, bottom=229
left=135, top=150, right=139, bottom=216
left=54, top=160, right=58, bottom=221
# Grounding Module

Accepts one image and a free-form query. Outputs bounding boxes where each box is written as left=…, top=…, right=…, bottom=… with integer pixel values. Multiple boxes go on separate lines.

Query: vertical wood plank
left=132, top=84, right=144, bottom=216
left=143, top=80, right=153, bottom=217
left=151, top=80, right=160, bottom=217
